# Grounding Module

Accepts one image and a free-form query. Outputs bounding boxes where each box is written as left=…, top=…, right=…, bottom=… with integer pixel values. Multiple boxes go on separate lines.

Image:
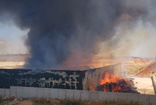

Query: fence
left=0, top=86, right=156, bottom=105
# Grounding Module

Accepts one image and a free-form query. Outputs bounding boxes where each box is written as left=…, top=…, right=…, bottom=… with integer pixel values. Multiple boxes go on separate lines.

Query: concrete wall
left=0, top=86, right=156, bottom=105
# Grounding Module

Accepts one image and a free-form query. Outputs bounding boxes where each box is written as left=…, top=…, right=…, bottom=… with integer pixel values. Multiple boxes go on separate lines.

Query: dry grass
left=127, top=65, right=146, bottom=75
left=31, top=98, right=143, bottom=105
left=0, top=96, right=15, bottom=105
left=0, top=97, right=145, bottom=105
left=32, top=98, right=51, bottom=105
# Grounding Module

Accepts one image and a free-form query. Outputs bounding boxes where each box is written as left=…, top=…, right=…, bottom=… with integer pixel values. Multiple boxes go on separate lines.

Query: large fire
left=89, top=73, right=139, bottom=93
left=98, top=73, right=131, bottom=92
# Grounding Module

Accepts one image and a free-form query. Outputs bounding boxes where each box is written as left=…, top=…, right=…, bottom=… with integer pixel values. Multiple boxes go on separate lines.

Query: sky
left=0, top=20, right=156, bottom=58
left=129, top=23, right=156, bottom=59
left=0, top=19, right=29, bottom=55
left=130, top=34, right=156, bottom=59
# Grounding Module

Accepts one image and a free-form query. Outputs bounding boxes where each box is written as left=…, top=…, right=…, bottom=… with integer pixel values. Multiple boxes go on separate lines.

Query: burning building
left=0, top=64, right=138, bottom=93
left=97, top=73, right=136, bottom=93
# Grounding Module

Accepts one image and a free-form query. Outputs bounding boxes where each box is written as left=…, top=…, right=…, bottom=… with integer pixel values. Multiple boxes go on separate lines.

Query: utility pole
left=151, top=72, right=156, bottom=95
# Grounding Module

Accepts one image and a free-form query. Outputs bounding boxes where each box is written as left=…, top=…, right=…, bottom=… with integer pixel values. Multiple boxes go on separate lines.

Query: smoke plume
left=0, top=0, right=155, bottom=69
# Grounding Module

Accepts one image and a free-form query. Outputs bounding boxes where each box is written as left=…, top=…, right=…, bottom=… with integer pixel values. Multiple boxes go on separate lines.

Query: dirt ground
left=1, top=98, right=143, bottom=105
left=2, top=100, right=32, bottom=105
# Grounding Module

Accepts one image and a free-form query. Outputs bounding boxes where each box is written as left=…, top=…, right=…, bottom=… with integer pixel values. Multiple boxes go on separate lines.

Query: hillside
left=136, top=61, right=156, bottom=76
left=0, top=54, right=154, bottom=76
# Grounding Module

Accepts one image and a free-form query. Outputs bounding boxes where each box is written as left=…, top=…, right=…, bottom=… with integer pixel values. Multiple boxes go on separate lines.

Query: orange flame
left=99, top=73, right=131, bottom=92
left=89, top=81, right=95, bottom=91
left=100, top=73, right=122, bottom=85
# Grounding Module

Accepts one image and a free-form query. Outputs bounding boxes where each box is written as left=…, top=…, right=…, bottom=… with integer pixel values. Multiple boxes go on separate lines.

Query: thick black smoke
left=0, top=0, right=153, bottom=69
